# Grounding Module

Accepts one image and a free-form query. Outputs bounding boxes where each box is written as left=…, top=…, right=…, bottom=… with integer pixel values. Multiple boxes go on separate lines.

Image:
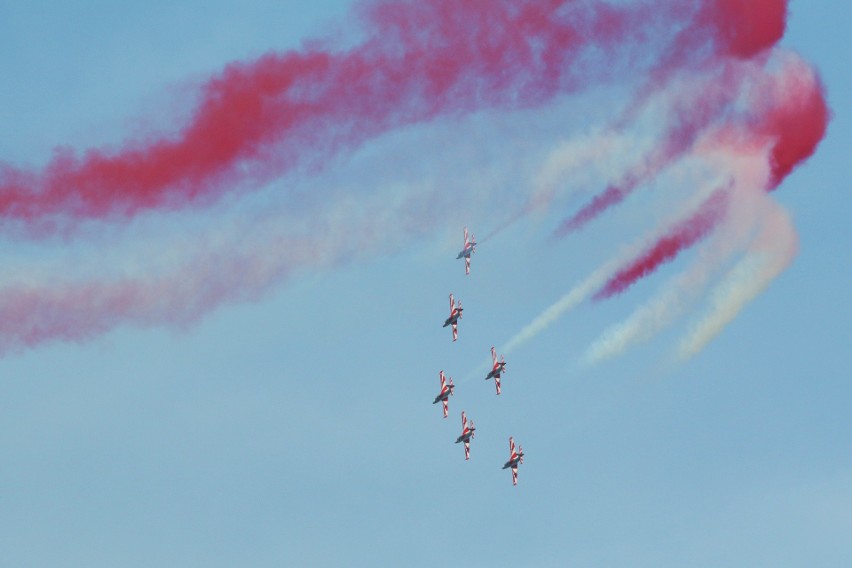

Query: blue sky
left=0, top=1, right=849, bottom=566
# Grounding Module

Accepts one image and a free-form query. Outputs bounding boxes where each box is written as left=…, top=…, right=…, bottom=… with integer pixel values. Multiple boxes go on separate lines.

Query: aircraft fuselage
left=455, top=432, right=474, bottom=444
left=433, top=389, right=452, bottom=404
left=502, top=457, right=521, bottom=469
left=456, top=245, right=474, bottom=259
left=485, top=365, right=505, bottom=380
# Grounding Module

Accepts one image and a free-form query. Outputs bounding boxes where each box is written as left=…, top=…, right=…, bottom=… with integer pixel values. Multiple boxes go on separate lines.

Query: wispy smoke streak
left=584, top=228, right=728, bottom=365
left=462, top=270, right=602, bottom=382
left=502, top=267, right=611, bottom=356
left=676, top=198, right=797, bottom=360
left=546, top=51, right=826, bottom=362
left=551, top=52, right=777, bottom=237
left=0, top=174, right=447, bottom=353
left=593, top=187, right=730, bottom=300
left=0, top=1, right=830, bottom=356
left=463, top=239, right=647, bottom=379
left=0, top=0, right=690, bottom=231
left=581, top=144, right=773, bottom=364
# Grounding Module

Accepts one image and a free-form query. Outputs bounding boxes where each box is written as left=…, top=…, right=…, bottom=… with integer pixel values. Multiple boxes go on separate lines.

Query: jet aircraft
left=432, top=370, right=455, bottom=418
left=443, top=293, right=463, bottom=341
left=454, top=411, right=476, bottom=460
left=502, top=436, right=525, bottom=486
left=456, top=227, right=476, bottom=275
left=484, top=346, right=506, bottom=395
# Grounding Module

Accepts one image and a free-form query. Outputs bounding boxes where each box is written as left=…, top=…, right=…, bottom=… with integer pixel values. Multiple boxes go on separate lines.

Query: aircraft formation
left=432, top=227, right=525, bottom=486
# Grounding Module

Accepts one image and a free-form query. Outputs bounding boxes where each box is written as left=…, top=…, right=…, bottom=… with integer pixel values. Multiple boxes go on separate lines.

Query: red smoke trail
left=552, top=50, right=779, bottom=238
left=760, top=72, right=830, bottom=189
left=0, top=228, right=341, bottom=353
left=552, top=180, right=637, bottom=238
left=548, top=0, right=790, bottom=237
left=702, top=53, right=830, bottom=190
left=699, top=0, right=787, bottom=59
left=659, top=0, right=787, bottom=72
left=549, top=119, right=709, bottom=238
left=0, top=1, right=831, bottom=355
left=670, top=0, right=805, bottom=168
left=0, top=0, right=779, bottom=233
left=561, top=49, right=829, bottom=301
left=0, top=1, right=640, bottom=227
left=593, top=188, right=730, bottom=300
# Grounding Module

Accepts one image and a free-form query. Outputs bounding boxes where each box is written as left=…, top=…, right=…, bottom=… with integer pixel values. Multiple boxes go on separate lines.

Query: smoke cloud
left=0, top=1, right=829, bottom=357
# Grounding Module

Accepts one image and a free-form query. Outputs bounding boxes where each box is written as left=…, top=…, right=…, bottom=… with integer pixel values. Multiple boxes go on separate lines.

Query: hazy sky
left=0, top=1, right=849, bottom=566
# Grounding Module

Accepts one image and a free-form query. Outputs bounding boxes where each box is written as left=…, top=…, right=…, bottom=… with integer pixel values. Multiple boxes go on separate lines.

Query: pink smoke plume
left=593, top=188, right=730, bottom=300
left=0, top=233, right=324, bottom=351
left=503, top=47, right=828, bottom=362
left=0, top=0, right=797, bottom=233
left=753, top=63, right=830, bottom=189
left=550, top=0, right=792, bottom=237
left=553, top=180, right=635, bottom=238
left=583, top=52, right=828, bottom=303
left=545, top=3, right=827, bottom=301
left=554, top=69, right=828, bottom=244
left=0, top=0, right=830, bottom=355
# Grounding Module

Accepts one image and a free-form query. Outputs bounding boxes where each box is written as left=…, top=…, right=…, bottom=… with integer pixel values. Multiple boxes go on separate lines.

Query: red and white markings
left=458, top=227, right=476, bottom=275
left=457, top=410, right=475, bottom=460
left=503, top=436, right=524, bottom=485
left=486, top=346, right=507, bottom=395
left=446, top=293, right=462, bottom=342
left=433, top=370, right=455, bottom=418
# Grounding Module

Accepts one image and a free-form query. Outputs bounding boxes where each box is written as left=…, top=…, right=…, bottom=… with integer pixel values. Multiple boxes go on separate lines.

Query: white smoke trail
left=584, top=265, right=704, bottom=365
left=0, top=49, right=821, bottom=358
left=582, top=143, right=775, bottom=364
left=462, top=245, right=642, bottom=382
left=465, top=162, right=729, bottom=378
left=1, top=95, right=651, bottom=353
left=676, top=198, right=798, bottom=360
left=476, top=127, right=654, bottom=245
left=526, top=128, right=654, bottom=212
left=503, top=265, right=611, bottom=355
